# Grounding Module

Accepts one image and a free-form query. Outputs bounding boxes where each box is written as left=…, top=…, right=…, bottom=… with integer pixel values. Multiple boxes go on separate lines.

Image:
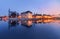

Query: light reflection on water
left=0, top=19, right=60, bottom=39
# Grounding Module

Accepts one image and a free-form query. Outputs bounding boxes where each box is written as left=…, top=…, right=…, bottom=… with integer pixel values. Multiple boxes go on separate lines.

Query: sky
left=0, top=0, right=60, bottom=16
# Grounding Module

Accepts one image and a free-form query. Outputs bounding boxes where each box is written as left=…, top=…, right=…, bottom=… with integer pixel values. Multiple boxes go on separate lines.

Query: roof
left=21, top=11, right=32, bottom=14
left=25, top=11, right=32, bottom=13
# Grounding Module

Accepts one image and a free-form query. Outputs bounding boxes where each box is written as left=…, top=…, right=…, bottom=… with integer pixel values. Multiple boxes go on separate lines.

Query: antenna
left=8, top=8, right=11, bottom=17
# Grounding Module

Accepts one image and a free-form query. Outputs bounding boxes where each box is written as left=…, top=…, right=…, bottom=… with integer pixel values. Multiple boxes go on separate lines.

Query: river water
left=0, top=19, right=60, bottom=39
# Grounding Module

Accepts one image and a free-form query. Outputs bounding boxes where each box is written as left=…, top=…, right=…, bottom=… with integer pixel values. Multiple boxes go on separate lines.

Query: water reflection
left=8, top=19, right=19, bottom=29
left=1, top=18, right=60, bottom=28
left=21, top=20, right=32, bottom=27
left=0, top=19, right=60, bottom=39
left=8, top=19, right=55, bottom=27
left=33, top=19, right=54, bottom=24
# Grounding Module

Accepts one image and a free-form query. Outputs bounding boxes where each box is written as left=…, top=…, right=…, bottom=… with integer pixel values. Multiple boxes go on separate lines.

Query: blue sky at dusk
left=0, top=0, right=60, bottom=16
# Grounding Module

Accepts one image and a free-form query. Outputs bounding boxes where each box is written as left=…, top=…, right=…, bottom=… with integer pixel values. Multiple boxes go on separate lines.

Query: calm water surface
left=0, top=20, right=60, bottom=39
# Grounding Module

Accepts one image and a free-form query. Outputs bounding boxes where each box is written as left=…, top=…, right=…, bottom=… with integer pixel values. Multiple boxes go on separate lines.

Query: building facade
left=21, top=11, right=32, bottom=20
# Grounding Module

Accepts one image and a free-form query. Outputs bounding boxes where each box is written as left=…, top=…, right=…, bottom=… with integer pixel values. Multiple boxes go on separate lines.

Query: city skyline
left=0, top=0, right=60, bottom=16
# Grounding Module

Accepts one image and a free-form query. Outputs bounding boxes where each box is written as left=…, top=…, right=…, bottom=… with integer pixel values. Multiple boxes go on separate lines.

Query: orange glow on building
left=28, top=13, right=32, bottom=19
left=47, top=16, right=52, bottom=18
left=18, top=16, right=21, bottom=19
left=43, top=16, right=48, bottom=18
left=32, top=14, right=42, bottom=19
left=21, top=11, right=32, bottom=19
left=36, top=16, right=42, bottom=19
left=43, top=16, right=53, bottom=19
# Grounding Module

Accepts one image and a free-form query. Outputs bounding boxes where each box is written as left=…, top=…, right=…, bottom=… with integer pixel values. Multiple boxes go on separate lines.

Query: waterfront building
left=33, top=14, right=42, bottom=19
left=8, top=9, right=19, bottom=25
left=21, top=11, right=32, bottom=26
left=21, top=11, right=32, bottom=20
left=43, top=14, right=53, bottom=19
left=0, top=16, right=2, bottom=21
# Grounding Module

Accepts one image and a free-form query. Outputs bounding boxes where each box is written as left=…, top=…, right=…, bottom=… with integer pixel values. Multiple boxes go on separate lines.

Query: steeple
left=8, top=8, right=10, bottom=13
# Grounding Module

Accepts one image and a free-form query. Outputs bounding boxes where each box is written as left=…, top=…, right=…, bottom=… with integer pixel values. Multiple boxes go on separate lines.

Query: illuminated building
left=8, top=9, right=19, bottom=25
left=33, top=14, right=42, bottom=19
left=8, top=9, right=19, bottom=18
left=43, top=14, right=53, bottom=19
left=21, top=11, right=32, bottom=20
